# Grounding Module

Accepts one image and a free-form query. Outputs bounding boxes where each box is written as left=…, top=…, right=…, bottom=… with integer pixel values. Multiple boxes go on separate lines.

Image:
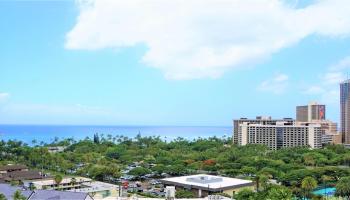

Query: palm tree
left=254, top=174, right=269, bottom=192
left=321, top=175, right=331, bottom=197
left=301, top=176, right=317, bottom=199
left=335, top=176, right=350, bottom=199
left=259, top=175, right=269, bottom=191
left=13, top=190, right=26, bottom=200
left=54, top=174, right=63, bottom=190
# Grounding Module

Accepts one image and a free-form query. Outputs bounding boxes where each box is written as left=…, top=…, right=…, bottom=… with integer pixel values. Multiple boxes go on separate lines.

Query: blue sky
left=1, top=0, right=350, bottom=126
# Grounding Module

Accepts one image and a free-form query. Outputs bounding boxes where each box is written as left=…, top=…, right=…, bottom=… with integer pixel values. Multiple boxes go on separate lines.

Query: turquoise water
left=313, top=187, right=336, bottom=196
left=0, top=125, right=232, bottom=144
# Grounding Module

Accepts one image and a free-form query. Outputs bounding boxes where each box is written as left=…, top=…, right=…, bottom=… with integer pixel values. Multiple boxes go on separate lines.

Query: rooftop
left=0, top=184, right=32, bottom=200
left=28, top=190, right=91, bottom=200
left=30, top=177, right=91, bottom=186
left=161, top=174, right=253, bottom=190
left=3, top=170, right=43, bottom=181
left=0, top=164, right=28, bottom=171
left=70, top=181, right=118, bottom=193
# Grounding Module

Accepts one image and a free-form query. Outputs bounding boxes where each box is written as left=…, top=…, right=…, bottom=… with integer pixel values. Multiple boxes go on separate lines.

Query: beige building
left=296, top=101, right=341, bottom=145
left=236, top=120, right=323, bottom=150
left=233, top=116, right=294, bottom=144
left=296, top=120, right=341, bottom=144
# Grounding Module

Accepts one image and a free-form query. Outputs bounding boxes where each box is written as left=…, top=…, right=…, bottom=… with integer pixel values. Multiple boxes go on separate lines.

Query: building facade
left=296, top=102, right=326, bottom=122
left=341, top=80, right=350, bottom=144
left=236, top=120, right=323, bottom=150
left=233, top=116, right=294, bottom=144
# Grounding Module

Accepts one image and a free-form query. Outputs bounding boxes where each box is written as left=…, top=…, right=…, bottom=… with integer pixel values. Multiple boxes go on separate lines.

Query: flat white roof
left=30, top=177, right=91, bottom=186
left=70, top=181, right=118, bottom=193
left=161, top=174, right=252, bottom=190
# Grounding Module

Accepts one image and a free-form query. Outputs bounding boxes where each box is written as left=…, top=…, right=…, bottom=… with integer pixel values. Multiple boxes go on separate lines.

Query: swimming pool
left=313, top=187, right=336, bottom=196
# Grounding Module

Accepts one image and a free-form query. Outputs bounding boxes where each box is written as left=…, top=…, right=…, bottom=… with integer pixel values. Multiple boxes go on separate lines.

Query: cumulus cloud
left=303, top=56, right=350, bottom=104
left=257, top=73, right=289, bottom=94
left=66, top=0, right=350, bottom=80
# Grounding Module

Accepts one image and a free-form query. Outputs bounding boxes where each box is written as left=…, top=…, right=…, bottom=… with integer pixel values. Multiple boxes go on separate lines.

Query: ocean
left=0, top=125, right=232, bottom=144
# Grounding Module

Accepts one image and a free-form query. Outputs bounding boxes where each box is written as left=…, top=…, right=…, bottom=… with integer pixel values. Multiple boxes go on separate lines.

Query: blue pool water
left=313, top=187, right=336, bottom=196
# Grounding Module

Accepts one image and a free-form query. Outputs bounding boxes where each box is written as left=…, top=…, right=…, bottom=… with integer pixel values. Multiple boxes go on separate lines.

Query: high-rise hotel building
left=233, top=116, right=323, bottom=150
left=340, top=80, right=350, bottom=144
left=296, top=102, right=340, bottom=144
left=296, top=102, right=326, bottom=122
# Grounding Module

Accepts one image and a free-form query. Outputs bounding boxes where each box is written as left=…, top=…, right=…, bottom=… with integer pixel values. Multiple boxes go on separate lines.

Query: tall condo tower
left=340, top=80, right=350, bottom=144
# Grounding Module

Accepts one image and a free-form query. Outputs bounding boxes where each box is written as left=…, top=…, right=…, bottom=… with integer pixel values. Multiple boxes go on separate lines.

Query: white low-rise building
left=161, top=174, right=253, bottom=197
left=25, top=177, right=119, bottom=200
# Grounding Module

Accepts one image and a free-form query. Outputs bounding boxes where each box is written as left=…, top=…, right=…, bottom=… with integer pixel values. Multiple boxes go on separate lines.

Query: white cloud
left=329, top=56, right=350, bottom=71
left=302, top=55, right=350, bottom=105
left=322, top=72, right=345, bottom=85
left=257, top=73, right=289, bottom=94
left=0, top=93, right=10, bottom=102
left=303, top=86, right=325, bottom=95
left=65, top=0, right=350, bottom=80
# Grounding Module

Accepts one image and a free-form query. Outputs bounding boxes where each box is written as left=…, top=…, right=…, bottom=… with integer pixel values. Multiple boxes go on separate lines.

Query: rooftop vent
left=186, top=176, right=223, bottom=184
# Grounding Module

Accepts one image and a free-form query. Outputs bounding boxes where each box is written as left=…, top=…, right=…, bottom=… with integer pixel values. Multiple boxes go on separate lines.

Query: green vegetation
left=335, top=176, right=350, bottom=199
left=13, top=190, right=26, bottom=200
left=128, top=167, right=152, bottom=177
left=0, top=193, right=6, bottom=200
left=2, top=134, right=350, bottom=199
left=175, top=189, right=196, bottom=198
left=54, top=174, right=63, bottom=190
left=301, top=176, right=318, bottom=199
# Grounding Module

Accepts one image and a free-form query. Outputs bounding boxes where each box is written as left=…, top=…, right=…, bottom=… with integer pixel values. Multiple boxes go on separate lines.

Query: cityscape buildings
left=296, top=102, right=340, bottom=145
left=233, top=98, right=345, bottom=149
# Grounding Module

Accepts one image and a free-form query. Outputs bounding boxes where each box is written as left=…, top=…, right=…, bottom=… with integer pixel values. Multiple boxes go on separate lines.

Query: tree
left=13, top=190, right=26, bottom=200
left=335, top=176, right=350, bottom=199
left=301, top=176, right=317, bottom=199
left=234, top=188, right=256, bottom=200
left=240, top=166, right=256, bottom=177
left=258, top=174, right=269, bottom=192
left=266, top=186, right=293, bottom=200
left=54, top=174, right=63, bottom=190
left=321, top=175, right=331, bottom=197
left=93, top=133, right=100, bottom=144
left=0, top=193, right=6, bottom=200
left=128, top=167, right=151, bottom=177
